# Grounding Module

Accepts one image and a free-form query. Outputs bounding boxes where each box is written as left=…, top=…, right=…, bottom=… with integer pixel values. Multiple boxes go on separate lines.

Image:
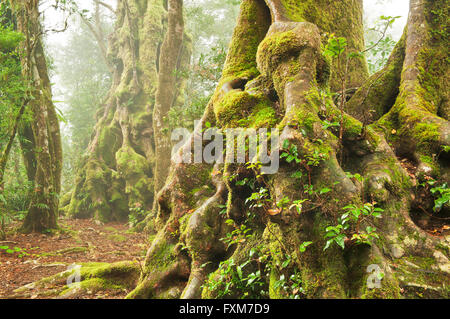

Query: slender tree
left=9, top=0, right=63, bottom=233
left=153, top=0, right=186, bottom=204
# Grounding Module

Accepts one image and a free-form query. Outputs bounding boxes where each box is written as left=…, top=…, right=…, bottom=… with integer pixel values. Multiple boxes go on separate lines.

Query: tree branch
left=93, top=0, right=116, bottom=15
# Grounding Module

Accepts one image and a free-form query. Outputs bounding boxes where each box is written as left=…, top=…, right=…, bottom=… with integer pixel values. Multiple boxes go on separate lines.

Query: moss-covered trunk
left=153, top=0, right=187, bottom=204
left=66, top=0, right=190, bottom=223
left=12, top=0, right=62, bottom=233
left=127, top=0, right=449, bottom=299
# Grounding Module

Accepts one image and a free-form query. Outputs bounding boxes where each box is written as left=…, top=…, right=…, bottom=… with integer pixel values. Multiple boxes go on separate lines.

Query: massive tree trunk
left=127, top=0, right=449, bottom=299
left=66, top=0, right=190, bottom=223
left=13, top=0, right=62, bottom=233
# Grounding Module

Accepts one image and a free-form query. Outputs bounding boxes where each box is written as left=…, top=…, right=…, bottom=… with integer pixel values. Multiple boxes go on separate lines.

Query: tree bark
left=13, top=0, right=63, bottom=233
left=128, top=0, right=449, bottom=299
left=153, top=0, right=185, bottom=204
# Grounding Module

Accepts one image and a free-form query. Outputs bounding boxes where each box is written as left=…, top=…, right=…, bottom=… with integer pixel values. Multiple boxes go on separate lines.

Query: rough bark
left=153, top=0, right=186, bottom=204
left=66, top=0, right=190, bottom=223
left=127, top=0, right=449, bottom=299
left=13, top=0, right=63, bottom=233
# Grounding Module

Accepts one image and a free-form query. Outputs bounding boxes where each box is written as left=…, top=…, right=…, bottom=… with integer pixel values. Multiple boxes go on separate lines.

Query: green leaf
left=299, top=241, right=313, bottom=253
left=319, top=188, right=331, bottom=195
left=323, top=239, right=333, bottom=251
left=236, top=265, right=243, bottom=280
left=335, top=235, right=346, bottom=250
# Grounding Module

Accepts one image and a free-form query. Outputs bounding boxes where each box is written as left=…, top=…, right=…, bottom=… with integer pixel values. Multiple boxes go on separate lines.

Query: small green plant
left=0, top=245, right=29, bottom=258
left=299, top=241, right=313, bottom=253
left=271, top=261, right=305, bottom=299
left=280, top=140, right=301, bottom=164
left=422, top=180, right=450, bottom=212
left=365, top=16, right=401, bottom=74
left=221, top=219, right=254, bottom=248
left=203, top=250, right=266, bottom=299
left=281, top=140, right=328, bottom=185
left=324, top=202, right=383, bottom=250
left=128, top=202, right=146, bottom=227
left=289, top=199, right=309, bottom=215
left=245, top=187, right=271, bottom=209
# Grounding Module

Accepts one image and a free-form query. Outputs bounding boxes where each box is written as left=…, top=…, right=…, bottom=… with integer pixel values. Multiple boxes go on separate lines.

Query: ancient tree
left=126, top=0, right=449, bottom=299
left=66, top=0, right=190, bottom=223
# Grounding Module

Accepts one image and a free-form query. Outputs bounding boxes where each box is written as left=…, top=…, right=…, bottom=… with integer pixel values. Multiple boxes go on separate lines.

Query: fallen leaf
left=267, top=208, right=281, bottom=216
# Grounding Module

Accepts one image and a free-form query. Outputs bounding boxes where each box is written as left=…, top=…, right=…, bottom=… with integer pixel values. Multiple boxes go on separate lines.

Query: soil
left=0, top=218, right=148, bottom=299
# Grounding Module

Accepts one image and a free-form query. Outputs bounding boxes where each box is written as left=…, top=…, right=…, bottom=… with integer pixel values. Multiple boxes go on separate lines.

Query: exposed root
left=8, top=261, right=140, bottom=299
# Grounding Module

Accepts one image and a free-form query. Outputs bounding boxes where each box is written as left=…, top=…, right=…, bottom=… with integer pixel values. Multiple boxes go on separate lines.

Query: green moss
left=413, top=122, right=441, bottom=150
left=145, top=233, right=176, bottom=273
left=268, top=267, right=284, bottom=299
left=392, top=256, right=449, bottom=298
left=278, top=0, right=368, bottom=89
left=220, top=0, right=270, bottom=83
left=59, top=278, right=124, bottom=296
left=116, top=145, right=149, bottom=179
left=257, top=28, right=310, bottom=75
left=214, top=91, right=259, bottom=127
left=97, top=124, right=122, bottom=167
left=107, top=233, right=127, bottom=242
left=237, top=96, right=278, bottom=129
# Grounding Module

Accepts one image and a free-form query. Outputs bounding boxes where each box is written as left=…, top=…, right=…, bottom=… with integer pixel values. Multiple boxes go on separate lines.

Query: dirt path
left=0, top=218, right=148, bottom=299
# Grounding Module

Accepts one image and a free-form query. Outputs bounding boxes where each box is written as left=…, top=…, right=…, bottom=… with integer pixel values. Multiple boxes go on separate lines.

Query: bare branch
left=93, top=0, right=116, bottom=15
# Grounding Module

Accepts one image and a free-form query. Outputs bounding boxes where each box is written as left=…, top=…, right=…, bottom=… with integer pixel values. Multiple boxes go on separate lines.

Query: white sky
left=44, top=0, right=410, bottom=45
left=364, top=0, right=410, bottom=41
left=43, top=0, right=411, bottom=128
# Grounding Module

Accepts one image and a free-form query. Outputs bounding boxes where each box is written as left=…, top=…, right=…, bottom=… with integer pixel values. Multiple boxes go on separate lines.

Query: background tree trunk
left=13, top=0, right=62, bottom=233
left=66, top=0, right=190, bottom=223
left=128, top=0, right=449, bottom=299
left=153, top=0, right=186, bottom=203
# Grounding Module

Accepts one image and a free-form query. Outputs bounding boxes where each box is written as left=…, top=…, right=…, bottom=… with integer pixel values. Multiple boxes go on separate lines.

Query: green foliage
left=0, top=10, right=33, bottom=236
left=221, top=218, right=254, bottom=248
left=280, top=140, right=301, bottom=164
left=169, top=44, right=227, bottom=130
left=420, top=179, right=450, bottom=213
left=430, top=183, right=450, bottom=212
left=0, top=27, right=30, bottom=146
left=364, top=15, right=402, bottom=74
left=324, top=202, right=383, bottom=250
left=203, top=253, right=266, bottom=299
left=0, top=245, right=29, bottom=258
left=323, top=35, right=347, bottom=58
left=128, top=202, right=147, bottom=227
left=299, top=241, right=312, bottom=253
left=245, top=187, right=270, bottom=209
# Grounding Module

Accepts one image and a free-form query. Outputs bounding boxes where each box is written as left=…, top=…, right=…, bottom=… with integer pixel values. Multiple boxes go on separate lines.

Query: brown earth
left=0, top=218, right=148, bottom=299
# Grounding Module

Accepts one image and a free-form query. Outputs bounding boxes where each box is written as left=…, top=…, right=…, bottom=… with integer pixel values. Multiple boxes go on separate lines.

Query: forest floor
left=0, top=218, right=148, bottom=299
